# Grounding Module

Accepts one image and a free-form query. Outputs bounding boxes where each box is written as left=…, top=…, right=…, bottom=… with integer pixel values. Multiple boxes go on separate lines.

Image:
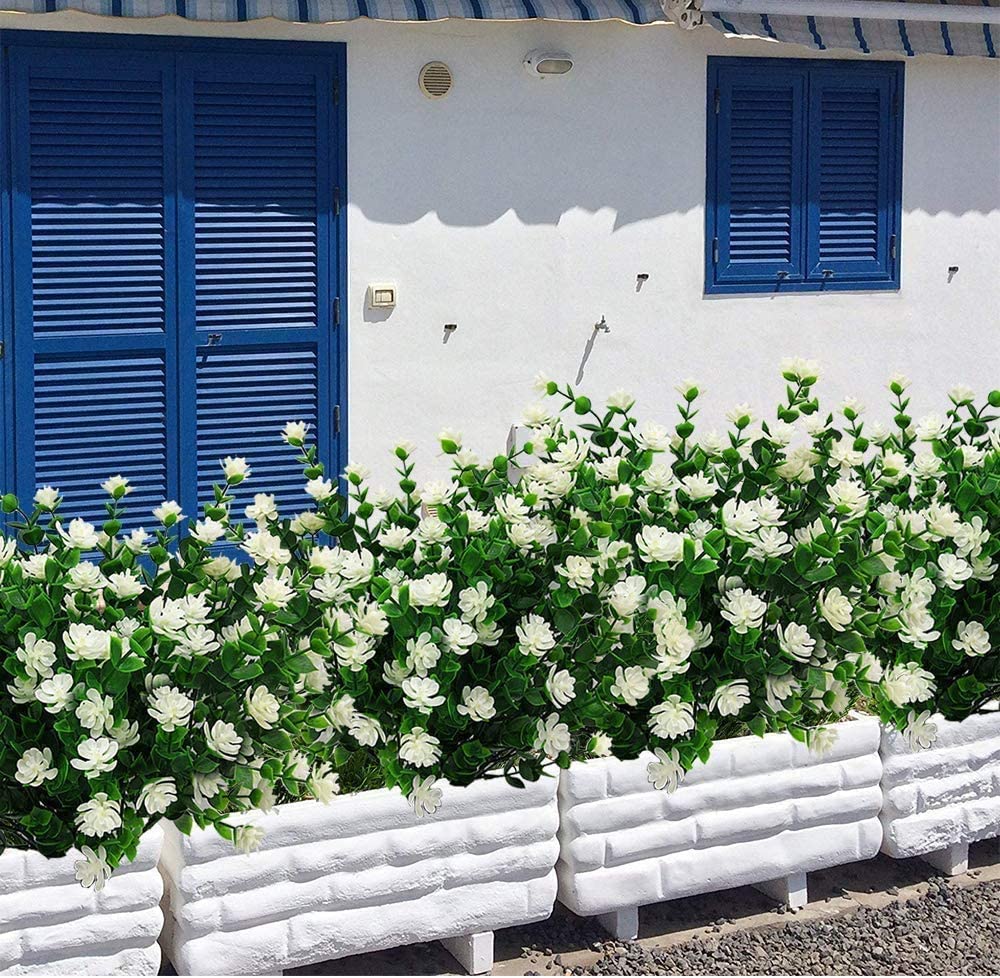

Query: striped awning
left=0, top=0, right=667, bottom=22
left=685, top=0, right=999, bottom=56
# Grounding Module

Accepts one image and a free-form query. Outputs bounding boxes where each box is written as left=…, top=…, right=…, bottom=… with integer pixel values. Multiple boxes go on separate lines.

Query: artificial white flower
left=75, top=689, right=114, bottom=734
left=777, top=622, right=816, bottom=663
left=348, top=713, right=385, bottom=747
left=399, top=726, right=442, bottom=767
left=15, top=747, right=58, bottom=787
left=534, top=712, right=571, bottom=759
left=221, top=456, right=250, bottom=482
left=70, top=738, right=119, bottom=779
left=139, top=777, right=178, bottom=815
left=558, top=555, right=596, bottom=591
left=245, top=686, right=281, bottom=729
left=937, top=553, right=973, bottom=590
left=234, top=824, right=266, bottom=854
left=305, top=477, right=336, bottom=501
left=457, top=686, right=497, bottom=722
left=546, top=666, right=576, bottom=707
left=882, top=662, right=937, bottom=707
left=610, top=665, right=650, bottom=706
left=148, top=686, right=194, bottom=731
left=35, top=673, right=75, bottom=713
left=409, top=775, right=443, bottom=817
left=57, top=518, right=100, bottom=551
left=720, top=588, right=767, bottom=634
left=709, top=680, right=751, bottom=717
left=636, top=526, right=685, bottom=565
left=808, top=727, right=839, bottom=756
left=649, top=696, right=695, bottom=739
left=458, top=582, right=495, bottom=623
left=409, top=573, right=453, bottom=608
left=153, top=500, right=185, bottom=525
left=903, top=710, right=939, bottom=751
left=516, top=614, right=557, bottom=658
left=952, top=621, right=991, bottom=657
left=402, top=677, right=446, bottom=714
left=647, top=747, right=684, bottom=792
left=63, top=623, right=112, bottom=662
left=101, top=475, right=132, bottom=498
left=441, top=618, right=478, bottom=654
left=74, top=845, right=112, bottom=891
left=818, top=587, right=853, bottom=632
left=254, top=575, right=297, bottom=610
left=205, top=720, right=243, bottom=761
left=828, top=478, right=868, bottom=518
left=17, top=633, right=57, bottom=680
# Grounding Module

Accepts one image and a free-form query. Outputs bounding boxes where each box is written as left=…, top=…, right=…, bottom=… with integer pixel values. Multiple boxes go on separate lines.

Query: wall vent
left=419, top=62, right=453, bottom=99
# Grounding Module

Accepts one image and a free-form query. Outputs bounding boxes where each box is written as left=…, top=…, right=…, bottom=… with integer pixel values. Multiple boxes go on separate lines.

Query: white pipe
left=701, top=0, right=1000, bottom=25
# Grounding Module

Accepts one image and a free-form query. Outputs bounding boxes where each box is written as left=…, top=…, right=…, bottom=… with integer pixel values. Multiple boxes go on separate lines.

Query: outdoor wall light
left=523, top=50, right=574, bottom=77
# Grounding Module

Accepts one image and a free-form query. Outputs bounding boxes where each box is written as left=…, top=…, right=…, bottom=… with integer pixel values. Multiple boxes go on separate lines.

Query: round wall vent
left=419, top=62, right=453, bottom=99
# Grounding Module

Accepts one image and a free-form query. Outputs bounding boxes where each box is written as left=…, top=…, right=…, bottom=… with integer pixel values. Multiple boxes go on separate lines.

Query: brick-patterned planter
left=556, top=717, right=883, bottom=938
left=0, top=828, right=163, bottom=976
left=159, top=775, right=560, bottom=976
left=880, top=708, right=1000, bottom=875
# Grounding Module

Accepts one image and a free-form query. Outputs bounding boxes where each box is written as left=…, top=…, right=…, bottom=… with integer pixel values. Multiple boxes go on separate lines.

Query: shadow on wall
left=346, top=22, right=1000, bottom=229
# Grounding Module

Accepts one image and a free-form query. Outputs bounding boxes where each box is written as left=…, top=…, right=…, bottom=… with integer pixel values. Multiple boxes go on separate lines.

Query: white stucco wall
left=1, top=11, right=998, bottom=487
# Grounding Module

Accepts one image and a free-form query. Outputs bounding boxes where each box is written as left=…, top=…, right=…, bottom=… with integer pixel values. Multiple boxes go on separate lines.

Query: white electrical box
left=367, top=283, right=397, bottom=309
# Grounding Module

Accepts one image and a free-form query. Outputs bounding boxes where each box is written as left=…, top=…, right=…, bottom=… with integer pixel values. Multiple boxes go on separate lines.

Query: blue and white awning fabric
left=682, top=0, right=998, bottom=56
left=0, top=0, right=667, bottom=23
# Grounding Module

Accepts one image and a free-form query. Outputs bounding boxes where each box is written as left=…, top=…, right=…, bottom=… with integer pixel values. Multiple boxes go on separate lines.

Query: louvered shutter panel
left=805, top=66, right=899, bottom=285
left=710, top=63, right=807, bottom=290
left=9, top=48, right=179, bottom=526
left=175, top=54, right=337, bottom=519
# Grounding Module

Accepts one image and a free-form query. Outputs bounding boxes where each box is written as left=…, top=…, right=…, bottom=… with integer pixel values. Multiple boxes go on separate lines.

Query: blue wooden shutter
left=805, top=65, right=900, bottom=285
left=709, top=62, right=808, bottom=292
left=175, top=53, right=337, bottom=519
left=8, top=47, right=179, bottom=526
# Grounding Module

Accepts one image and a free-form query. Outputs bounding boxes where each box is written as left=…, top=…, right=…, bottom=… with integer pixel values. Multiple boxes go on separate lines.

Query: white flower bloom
left=818, top=587, right=853, bottom=632
left=109, top=719, right=140, bottom=749
left=378, top=525, right=413, bottom=550
left=281, top=420, right=309, bottom=446
left=15, top=747, right=58, bottom=787
left=720, top=588, right=767, bottom=634
left=74, top=845, right=112, bottom=891
left=234, top=824, right=266, bottom=854
left=442, top=618, right=478, bottom=654
left=636, top=421, right=672, bottom=451
left=17, top=633, right=57, bottom=680
left=937, top=553, right=973, bottom=590
left=679, top=473, right=718, bottom=501
left=402, top=677, right=446, bottom=714
left=243, top=530, right=291, bottom=567
left=348, top=713, right=385, bottom=747
left=308, top=763, right=341, bottom=804
left=952, top=621, right=991, bottom=657
left=409, top=774, right=443, bottom=817
left=780, top=357, right=820, bottom=382
left=953, top=517, right=989, bottom=559
left=709, top=680, right=751, bottom=717
left=75, top=794, right=121, bottom=838
left=610, top=665, right=651, bottom=706
left=748, top=526, right=793, bottom=560
left=636, top=526, right=686, bottom=565
left=457, top=685, right=497, bottom=722
left=63, top=623, right=112, bottom=663
left=139, top=777, right=178, bottom=815
left=71, top=737, right=119, bottom=779
left=534, top=712, right=571, bottom=759
left=106, top=571, right=143, bottom=599
left=607, top=389, right=635, bottom=411
left=253, top=575, right=296, bottom=609
left=649, top=695, right=695, bottom=739
left=558, top=555, right=595, bottom=591
left=808, top=727, right=839, bottom=756
left=516, top=615, right=557, bottom=657
left=777, top=622, right=816, bottom=663
left=57, top=518, right=100, bottom=551
left=67, top=562, right=106, bottom=593
left=153, top=500, right=185, bottom=525
left=305, top=477, right=336, bottom=501
left=828, top=478, right=868, bottom=518
left=726, top=403, right=754, bottom=426
left=245, top=686, right=281, bottom=729
left=190, top=518, right=226, bottom=545
left=546, top=666, right=576, bottom=707
left=409, top=572, right=453, bottom=608
left=912, top=453, right=942, bottom=479
left=589, top=732, right=613, bottom=757
left=343, top=462, right=370, bottom=483
left=458, top=582, right=495, bottom=623
left=647, top=747, right=684, bottom=792
left=33, top=485, right=61, bottom=510
left=205, top=720, right=242, bottom=761
left=882, top=662, right=937, bottom=707
left=399, top=726, right=441, bottom=767
left=148, top=686, right=194, bottom=731
left=222, top=456, right=250, bottom=482
left=75, top=689, right=114, bottom=734
left=35, top=673, right=75, bottom=713
left=608, top=575, right=647, bottom=617
left=101, top=475, right=132, bottom=498
left=903, top=709, right=939, bottom=751
left=915, top=414, right=948, bottom=441
left=406, top=634, right=442, bottom=676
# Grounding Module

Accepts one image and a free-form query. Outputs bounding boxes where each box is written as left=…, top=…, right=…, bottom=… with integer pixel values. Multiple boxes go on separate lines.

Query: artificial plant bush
left=1, top=360, right=997, bottom=888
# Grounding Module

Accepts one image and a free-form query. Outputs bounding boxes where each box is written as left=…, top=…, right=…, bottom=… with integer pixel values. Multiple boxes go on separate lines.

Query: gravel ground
left=570, top=878, right=1000, bottom=976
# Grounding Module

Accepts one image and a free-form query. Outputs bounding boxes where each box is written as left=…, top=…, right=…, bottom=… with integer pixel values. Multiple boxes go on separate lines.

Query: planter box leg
left=921, top=842, right=969, bottom=876
left=597, top=907, right=639, bottom=941
left=440, top=931, right=494, bottom=975
left=754, top=871, right=808, bottom=909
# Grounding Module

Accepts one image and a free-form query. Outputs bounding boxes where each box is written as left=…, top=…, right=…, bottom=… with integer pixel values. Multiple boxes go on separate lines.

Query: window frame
left=705, top=56, right=904, bottom=297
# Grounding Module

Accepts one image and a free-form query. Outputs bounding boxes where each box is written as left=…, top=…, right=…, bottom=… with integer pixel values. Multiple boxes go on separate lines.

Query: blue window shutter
left=708, top=62, right=808, bottom=291
left=8, top=48, right=180, bottom=526
left=174, top=54, right=337, bottom=519
left=805, top=65, right=901, bottom=285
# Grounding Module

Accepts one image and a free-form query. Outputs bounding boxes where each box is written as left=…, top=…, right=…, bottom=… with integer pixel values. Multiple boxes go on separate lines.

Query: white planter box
left=0, top=827, right=164, bottom=976
left=880, top=708, right=1000, bottom=875
left=556, top=717, right=883, bottom=937
left=159, top=775, right=560, bottom=976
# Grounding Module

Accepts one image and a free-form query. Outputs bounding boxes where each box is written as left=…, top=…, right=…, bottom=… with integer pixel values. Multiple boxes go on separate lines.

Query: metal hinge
left=333, top=296, right=341, bottom=326
left=334, top=186, right=340, bottom=217
left=714, top=87, right=721, bottom=115
left=712, top=237, right=719, bottom=264
left=889, top=234, right=897, bottom=261
left=334, top=404, right=341, bottom=434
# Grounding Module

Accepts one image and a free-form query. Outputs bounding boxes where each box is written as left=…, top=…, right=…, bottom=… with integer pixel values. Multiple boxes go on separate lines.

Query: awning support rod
left=701, top=0, right=1000, bottom=25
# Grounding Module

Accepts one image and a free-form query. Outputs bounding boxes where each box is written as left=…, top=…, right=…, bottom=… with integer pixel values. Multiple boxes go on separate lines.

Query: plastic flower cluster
left=1, top=361, right=997, bottom=889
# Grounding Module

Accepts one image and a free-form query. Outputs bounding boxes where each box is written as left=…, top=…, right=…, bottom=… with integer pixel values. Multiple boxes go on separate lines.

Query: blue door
left=4, top=35, right=345, bottom=527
